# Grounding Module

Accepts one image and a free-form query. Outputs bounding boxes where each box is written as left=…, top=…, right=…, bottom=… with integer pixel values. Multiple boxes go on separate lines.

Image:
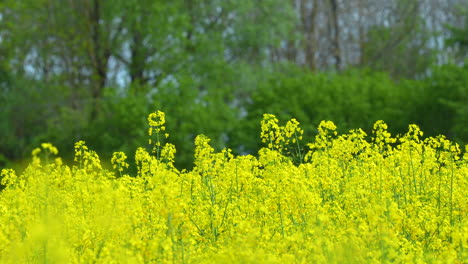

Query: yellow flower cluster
left=260, top=114, right=304, bottom=163
left=74, top=141, right=102, bottom=172
left=0, top=112, right=466, bottom=263
left=31, top=142, right=60, bottom=166
left=111, top=151, right=130, bottom=177
left=0, top=169, right=17, bottom=187
left=147, top=110, right=166, bottom=136
left=147, top=111, right=171, bottom=160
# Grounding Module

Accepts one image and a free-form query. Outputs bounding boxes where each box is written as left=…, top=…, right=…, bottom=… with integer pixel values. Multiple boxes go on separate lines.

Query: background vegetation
left=0, top=0, right=467, bottom=169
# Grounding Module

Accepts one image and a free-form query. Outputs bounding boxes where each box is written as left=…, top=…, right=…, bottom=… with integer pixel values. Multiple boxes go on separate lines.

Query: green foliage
left=0, top=0, right=296, bottom=169
left=234, top=66, right=412, bottom=154
left=0, top=77, right=71, bottom=160
left=411, top=64, right=468, bottom=143
left=235, top=65, right=467, bottom=156
left=83, top=90, right=149, bottom=167
left=1, top=63, right=467, bottom=170
left=1, top=0, right=467, bottom=171
left=80, top=80, right=240, bottom=169
left=446, top=6, right=468, bottom=60
left=361, top=23, right=436, bottom=79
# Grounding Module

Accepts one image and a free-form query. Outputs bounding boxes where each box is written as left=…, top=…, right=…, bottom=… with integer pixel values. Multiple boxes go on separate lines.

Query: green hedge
left=231, top=64, right=467, bottom=155
left=1, top=64, right=466, bottom=170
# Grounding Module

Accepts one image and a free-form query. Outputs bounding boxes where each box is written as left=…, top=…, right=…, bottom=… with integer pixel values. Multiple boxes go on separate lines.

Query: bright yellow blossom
left=0, top=112, right=465, bottom=263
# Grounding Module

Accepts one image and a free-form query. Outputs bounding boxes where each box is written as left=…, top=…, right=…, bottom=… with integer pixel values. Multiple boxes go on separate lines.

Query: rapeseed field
left=0, top=111, right=466, bottom=263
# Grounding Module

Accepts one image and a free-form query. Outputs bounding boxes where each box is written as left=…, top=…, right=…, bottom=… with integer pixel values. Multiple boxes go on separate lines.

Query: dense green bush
left=0, top=78, right=75, bottom=163
left=231, top=67, right=413, bottom=154
left=83, top=80, right=240, bottom=170
left=411, top=63, right=468, bottom=143
left=231, top=65, right=467, bottom=156
left=1, top=64, right=466, bottom=170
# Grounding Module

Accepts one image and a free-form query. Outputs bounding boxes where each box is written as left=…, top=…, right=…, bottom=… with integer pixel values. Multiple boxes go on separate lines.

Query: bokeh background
left=0, top=0, right=467, bottom=169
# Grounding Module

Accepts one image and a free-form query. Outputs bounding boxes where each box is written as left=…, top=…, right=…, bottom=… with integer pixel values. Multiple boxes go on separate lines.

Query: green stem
left=278, top=200, right=285, bottom=238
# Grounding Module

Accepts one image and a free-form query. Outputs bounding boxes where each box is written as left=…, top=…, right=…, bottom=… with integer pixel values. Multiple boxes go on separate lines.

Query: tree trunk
left=88, top=0, right=109, bottom=120
left=329, top=0, right=341, bottom=70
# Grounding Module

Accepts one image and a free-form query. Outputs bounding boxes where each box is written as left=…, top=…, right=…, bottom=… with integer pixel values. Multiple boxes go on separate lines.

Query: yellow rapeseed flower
left=0, top=112, right=465, bottom=263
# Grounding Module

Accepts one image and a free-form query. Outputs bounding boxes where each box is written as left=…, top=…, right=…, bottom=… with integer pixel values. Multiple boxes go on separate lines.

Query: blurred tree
left=1, top=0, right=298, bottom=168
left=1, top=0, right=119, bottom=118
left=445, top=6, right=468, bottom=61
left=1, top=0, right=467, bottom=169
left=279, top=0, right=465, bottom=77
left=359, top=1, right=437, bottom=78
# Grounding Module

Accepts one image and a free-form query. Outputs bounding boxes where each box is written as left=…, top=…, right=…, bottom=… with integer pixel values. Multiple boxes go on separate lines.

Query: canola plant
left=0, top=111, right=466, bottom=263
